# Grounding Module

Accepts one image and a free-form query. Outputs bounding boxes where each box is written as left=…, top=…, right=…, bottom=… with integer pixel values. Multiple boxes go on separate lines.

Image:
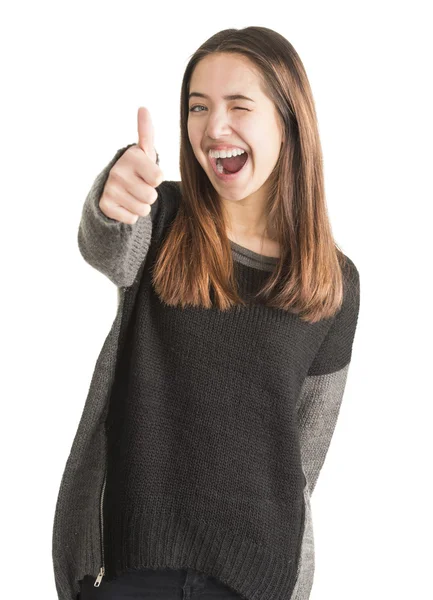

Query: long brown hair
left=152, top=26, right=350, bottom=323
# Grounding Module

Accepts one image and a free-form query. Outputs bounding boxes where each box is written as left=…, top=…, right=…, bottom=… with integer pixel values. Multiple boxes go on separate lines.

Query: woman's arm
left=296, top=257, right=361, bottom=495
left=77, top=143, right=162, bottom=288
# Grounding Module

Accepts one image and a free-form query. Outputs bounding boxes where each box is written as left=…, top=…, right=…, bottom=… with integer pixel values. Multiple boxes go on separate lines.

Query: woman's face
left=187, top=52, right=284, bottom=204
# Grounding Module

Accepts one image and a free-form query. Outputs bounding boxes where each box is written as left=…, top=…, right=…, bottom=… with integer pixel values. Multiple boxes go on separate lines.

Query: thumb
left=137, top=106, right=157, bottom=163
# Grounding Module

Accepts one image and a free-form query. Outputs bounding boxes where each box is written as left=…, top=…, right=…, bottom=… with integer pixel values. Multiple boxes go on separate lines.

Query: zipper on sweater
left=94, top=468, right=107, bottom=587
left=95, top=285, right=129, bottom=587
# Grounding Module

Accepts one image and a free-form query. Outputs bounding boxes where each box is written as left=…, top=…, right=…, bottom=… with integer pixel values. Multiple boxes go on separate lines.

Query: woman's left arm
left=296, top=257, right=361, bottom=496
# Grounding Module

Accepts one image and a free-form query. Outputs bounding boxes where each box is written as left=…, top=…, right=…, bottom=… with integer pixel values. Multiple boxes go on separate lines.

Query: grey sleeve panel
left=291, top=364, right=352, bottom=597
left=77, top=143, right=161, bottom=288
left=296, top=363, right=350, bottom=496
left=290, top=481, right=315, bottom=600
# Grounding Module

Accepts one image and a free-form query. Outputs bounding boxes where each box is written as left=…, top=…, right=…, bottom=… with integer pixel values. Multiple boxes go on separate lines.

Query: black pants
left=78, top=567, right=243, bottom=599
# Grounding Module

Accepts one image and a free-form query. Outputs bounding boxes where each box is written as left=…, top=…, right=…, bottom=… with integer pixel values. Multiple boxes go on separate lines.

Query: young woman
left=52, top=26, right=361, bottom=600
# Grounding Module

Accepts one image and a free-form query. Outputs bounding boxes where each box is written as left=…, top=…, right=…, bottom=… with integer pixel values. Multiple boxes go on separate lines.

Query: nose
left=204, top=109, right=233, bottom=140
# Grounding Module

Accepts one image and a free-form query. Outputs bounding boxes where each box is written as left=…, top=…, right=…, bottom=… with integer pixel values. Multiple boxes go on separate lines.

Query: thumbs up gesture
left=99, top=107, right=164, bottom=224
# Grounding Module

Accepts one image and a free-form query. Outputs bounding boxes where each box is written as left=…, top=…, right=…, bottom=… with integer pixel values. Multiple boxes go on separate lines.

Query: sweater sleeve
left=296, top=257, right=361, bottom=496
left=77, top=143, right=162, bottom=288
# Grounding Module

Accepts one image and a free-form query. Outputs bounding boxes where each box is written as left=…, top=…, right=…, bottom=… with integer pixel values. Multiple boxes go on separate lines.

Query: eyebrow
left=188, top=92, right=255, bottom=103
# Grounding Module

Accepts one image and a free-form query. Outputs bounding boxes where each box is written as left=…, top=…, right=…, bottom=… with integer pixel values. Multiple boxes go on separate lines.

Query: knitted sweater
left=51, top=143, right=360, bottom=600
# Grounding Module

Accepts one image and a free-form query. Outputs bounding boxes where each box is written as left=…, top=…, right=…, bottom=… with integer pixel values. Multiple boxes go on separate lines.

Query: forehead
left=190, top=53, right=264, bottom=97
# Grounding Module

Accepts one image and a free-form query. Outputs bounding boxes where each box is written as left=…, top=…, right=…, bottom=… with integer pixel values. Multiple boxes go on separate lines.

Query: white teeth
left=209, top=148, right=246, bottom=159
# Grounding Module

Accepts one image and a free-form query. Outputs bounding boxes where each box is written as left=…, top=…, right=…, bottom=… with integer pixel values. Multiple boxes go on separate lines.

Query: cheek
left=188, top=124, right=202, bottom=151
left=187, top=119, right=197, bottom=139
left=257, top=134, right=280, bottom=163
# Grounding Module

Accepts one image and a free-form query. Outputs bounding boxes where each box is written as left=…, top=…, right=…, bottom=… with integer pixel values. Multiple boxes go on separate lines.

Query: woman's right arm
left=78, top=107, right=164, bottom=288
left=77, top=142, right=163, bottom=288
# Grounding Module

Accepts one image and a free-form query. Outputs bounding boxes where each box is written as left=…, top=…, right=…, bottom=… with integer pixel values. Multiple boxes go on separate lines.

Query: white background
left=1, top=1, right=432, bottom=598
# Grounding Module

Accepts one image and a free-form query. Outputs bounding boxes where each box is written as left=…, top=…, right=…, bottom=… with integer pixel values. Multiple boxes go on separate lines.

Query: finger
left=137, top=106, right=157, bottom=163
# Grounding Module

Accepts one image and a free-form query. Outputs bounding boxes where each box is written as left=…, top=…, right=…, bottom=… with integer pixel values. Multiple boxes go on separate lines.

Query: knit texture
left=51, top=144, right=360, bottom=600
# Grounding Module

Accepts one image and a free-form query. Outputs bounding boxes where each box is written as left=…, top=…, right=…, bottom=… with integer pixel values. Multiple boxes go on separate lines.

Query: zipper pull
left=94, top=566, right=105, bottom=587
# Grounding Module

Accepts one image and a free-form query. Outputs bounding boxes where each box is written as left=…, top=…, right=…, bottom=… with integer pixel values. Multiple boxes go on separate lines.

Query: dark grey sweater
left=51, top=144, right=360, bottom=600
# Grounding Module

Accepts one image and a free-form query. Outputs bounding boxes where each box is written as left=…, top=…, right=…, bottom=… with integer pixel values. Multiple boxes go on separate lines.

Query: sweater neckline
left=229, top=239, right=279, bottom=272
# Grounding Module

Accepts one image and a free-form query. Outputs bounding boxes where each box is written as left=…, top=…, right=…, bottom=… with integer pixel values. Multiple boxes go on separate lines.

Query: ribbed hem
left=103, top=502, right=302, bottom=600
